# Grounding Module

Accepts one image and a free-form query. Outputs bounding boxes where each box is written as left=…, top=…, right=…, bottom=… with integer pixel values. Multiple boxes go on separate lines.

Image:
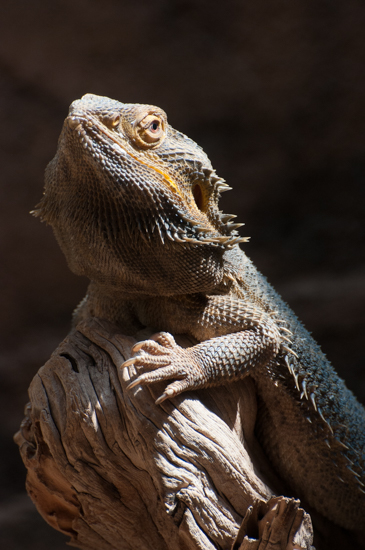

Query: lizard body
left=35, top=94, right=365, bottom=532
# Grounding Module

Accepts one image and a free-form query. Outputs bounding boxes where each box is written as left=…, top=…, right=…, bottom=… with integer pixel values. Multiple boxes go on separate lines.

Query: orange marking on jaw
left=94, top=119, right=182, bottom=196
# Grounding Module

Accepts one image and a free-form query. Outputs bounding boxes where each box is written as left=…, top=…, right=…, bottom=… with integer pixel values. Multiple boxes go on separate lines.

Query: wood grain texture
left=15, top=318, right=313, bottom=550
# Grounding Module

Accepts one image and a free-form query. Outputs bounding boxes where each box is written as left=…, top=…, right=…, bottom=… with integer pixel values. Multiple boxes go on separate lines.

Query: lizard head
left=35, top=94, right=247, bottom=295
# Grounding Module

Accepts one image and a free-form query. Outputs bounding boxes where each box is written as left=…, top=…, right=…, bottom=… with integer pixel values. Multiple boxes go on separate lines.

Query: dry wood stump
left=15, top=317, right=314, bottom=550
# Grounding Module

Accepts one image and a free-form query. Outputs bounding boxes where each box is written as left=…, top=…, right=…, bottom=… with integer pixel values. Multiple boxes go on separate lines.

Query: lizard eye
left=149, top=119, right=160, bottom=133
left=133, top=112, right=166, bottom=147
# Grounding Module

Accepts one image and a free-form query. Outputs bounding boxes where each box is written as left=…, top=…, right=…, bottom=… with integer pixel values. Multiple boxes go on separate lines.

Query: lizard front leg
left=124, top=296, right=288, bottom=404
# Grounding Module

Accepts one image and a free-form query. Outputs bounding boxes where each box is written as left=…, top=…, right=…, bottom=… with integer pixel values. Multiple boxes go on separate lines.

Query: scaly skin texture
left=35, top=94, right=365, bottom=532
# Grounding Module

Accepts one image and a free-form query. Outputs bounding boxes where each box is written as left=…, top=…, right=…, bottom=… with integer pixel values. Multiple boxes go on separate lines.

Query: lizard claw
left=155, top=379, right=194, bottom=404
left=123, top=332, right=202, bottom=404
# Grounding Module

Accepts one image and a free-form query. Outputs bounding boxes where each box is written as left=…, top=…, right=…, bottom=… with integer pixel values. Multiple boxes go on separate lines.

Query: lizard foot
left=123, top=332, right=205, bottom=404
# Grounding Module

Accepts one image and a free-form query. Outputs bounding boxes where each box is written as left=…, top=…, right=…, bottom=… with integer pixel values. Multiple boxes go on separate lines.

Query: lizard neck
left=72, top=282, right=145, bottom=334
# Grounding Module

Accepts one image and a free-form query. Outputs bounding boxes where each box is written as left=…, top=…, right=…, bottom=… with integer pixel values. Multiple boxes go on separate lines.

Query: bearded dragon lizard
left=34, top=93, right=365, bottom=533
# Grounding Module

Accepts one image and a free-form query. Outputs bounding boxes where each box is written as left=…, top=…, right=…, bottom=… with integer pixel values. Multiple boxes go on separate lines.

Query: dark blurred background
left=1, top=0, right=364, bottom=547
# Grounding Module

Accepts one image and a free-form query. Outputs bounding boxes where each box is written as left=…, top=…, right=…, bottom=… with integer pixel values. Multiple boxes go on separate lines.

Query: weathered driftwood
left=15, top=317, right=314, bottom=550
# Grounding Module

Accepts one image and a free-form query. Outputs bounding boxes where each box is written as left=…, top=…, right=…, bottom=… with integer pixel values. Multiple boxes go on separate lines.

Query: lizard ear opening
left=193, top=184, right=204, bottom=211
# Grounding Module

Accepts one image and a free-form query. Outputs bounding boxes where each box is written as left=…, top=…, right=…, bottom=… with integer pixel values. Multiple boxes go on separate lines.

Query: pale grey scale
left=191, top=328, right=278, bottom=386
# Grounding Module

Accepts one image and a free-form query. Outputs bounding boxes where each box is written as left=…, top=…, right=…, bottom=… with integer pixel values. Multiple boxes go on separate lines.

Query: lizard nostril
left=193, top=184, right=204, bottom=211
left=102, top=114, right=120, bottom=129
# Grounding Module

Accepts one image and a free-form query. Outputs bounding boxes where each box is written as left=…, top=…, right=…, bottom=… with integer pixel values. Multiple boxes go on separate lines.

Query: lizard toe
left=155, top=379, right=197, bottom=405
left=132, top=339, right=170, bottom=355
left=127, top=364, right=187, bottom=392
left=150, top=332, right=177, bottom=348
